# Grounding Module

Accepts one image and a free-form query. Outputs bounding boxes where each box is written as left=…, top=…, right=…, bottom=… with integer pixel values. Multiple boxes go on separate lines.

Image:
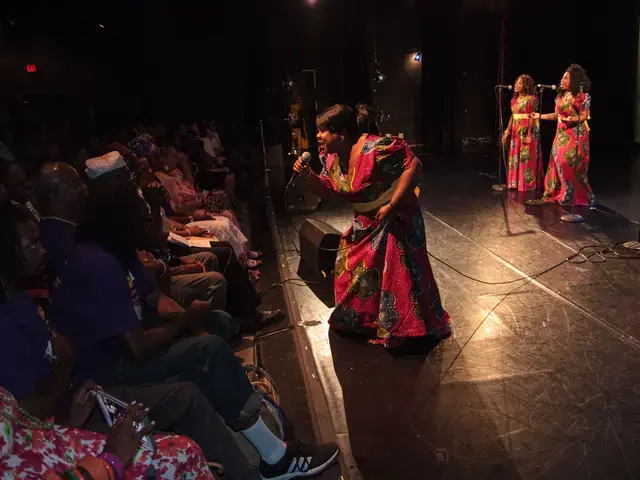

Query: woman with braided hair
left=531, top=64, right=596, bottom=206
left=502, top=74, right=543, bottom=191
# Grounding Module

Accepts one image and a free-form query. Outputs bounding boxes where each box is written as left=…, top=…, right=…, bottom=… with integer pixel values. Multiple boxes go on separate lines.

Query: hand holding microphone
left=292, top=151, right=312, bottom=182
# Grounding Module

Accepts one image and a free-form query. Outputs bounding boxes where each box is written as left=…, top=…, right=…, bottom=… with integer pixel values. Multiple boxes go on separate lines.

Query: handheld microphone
left=290, top=151, right=312, bottom=184
left=495, top=85, right=513, bottom=90
left=537, top=84, right=557, bottom=90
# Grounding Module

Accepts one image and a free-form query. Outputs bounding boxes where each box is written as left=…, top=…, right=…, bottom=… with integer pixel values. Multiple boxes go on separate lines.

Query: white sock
left=241, top=417, right=288, bottom=465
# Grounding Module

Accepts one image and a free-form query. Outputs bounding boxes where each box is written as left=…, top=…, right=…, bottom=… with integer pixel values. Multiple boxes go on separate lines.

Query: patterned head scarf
left=129, top=134, right=157, bottom=158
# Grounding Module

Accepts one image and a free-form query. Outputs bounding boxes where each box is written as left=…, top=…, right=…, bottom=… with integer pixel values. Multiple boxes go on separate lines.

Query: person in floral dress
left=531, top=64, right=595, bottom=206
left=293, top=105, right=452, bottom=348
left=0, top=387, right=215, bottom=479
left=502, top=74, right=543, bottom=191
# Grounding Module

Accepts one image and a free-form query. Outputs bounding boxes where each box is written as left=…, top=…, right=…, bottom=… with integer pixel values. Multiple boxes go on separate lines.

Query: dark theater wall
left=504, top=0, right=639, bottom=184
left=420, top=0, right=638, bottom=169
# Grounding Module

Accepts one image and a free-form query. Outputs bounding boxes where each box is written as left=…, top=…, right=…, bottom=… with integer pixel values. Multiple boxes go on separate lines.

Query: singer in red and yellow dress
left=502, top=74, right=543, bottom=191
left=293, top=105, right=451, bottom=348
left=532, top=64, right=596, bottom=206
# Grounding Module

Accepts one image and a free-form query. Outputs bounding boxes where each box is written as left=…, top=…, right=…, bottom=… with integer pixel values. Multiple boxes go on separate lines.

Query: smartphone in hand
left=92, top=389, right=157, bottom=453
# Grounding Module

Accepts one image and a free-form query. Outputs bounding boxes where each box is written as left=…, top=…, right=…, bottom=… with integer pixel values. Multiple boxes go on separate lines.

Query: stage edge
left=265, top=199, right=355, bottom=479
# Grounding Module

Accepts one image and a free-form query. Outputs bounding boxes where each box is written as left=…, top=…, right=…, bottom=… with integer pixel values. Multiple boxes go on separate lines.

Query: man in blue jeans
left=36, top=158, right=339, bottom=480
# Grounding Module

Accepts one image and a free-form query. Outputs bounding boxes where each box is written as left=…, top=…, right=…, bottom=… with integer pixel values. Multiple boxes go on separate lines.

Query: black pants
left=98, top=335, right=261, bottom=429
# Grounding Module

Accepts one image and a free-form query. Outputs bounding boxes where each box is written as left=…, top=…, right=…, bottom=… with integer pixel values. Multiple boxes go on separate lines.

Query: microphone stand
left=492, top=85, right=508, bottom=192
left=534, top=86, right=545, bottom=195
left=560, top=85, right=585, bottom=223
left=259, top=119, right=271, bottom=201
left=525, top=85, right=553, bottom=206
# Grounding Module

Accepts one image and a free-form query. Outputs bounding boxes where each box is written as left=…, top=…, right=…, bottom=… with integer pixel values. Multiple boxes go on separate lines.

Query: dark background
left=421, top=0, right=639, bottom=188
left=1, top=0, right=638, bottom=179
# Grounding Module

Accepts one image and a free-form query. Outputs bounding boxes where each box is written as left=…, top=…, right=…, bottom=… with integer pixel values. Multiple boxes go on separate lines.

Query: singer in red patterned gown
left=293, top=105, right=452, bottom=348
left=531, top=64, right=596, bottom=206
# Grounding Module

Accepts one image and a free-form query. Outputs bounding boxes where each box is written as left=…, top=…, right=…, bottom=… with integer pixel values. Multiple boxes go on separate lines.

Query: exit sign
left=25, top=64, right=37, bottom=73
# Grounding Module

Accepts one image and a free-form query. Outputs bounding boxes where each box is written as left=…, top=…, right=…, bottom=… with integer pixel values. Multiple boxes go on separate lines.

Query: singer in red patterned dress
left=531, top=64, right=596, bottom=206
left=502, top=74, right=543, bottom=191
left=293, top=105, right=451, bottom=348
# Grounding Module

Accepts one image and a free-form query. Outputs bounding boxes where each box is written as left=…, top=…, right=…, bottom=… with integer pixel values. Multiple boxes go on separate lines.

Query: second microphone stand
left=525, top=85, right=551, bottom=207
left=492, top=85, right=509, bottom=192
left=534, top=86, right=546, bottom=196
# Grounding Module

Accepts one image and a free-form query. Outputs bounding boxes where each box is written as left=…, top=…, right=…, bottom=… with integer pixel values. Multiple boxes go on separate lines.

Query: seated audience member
left=130, top=133, right=234, bottom=217
left=135, top=151, right=263, bottom=268
left=203, top=120, right=249, bottom=175
left=102, top=151, right=262, bottom=313
left=200, top=121, right=237, bottom=199
left=201, top=121, right=225, bottom=162
left=0, top=201, right=254, bottom=479
left=139, top=170, right=281, bottom=328
left=35, top=162, right=340, bottom=479
left=0, top=388, right=215, bottom=479
left=43, top=154, right=237, bottom=341
left=0, top=159, right=39, bottom=220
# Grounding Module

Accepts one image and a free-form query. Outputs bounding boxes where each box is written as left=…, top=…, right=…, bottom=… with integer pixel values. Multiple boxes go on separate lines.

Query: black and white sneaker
left=260, top=442, right=340, bottom=479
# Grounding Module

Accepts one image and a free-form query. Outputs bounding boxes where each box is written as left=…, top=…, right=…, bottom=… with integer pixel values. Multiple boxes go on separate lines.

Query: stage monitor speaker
left=298, top=218, right=342, bottom=278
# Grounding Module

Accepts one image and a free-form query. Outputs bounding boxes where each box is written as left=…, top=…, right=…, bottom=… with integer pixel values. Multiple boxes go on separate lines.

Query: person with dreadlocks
left=0, top=197, right=66, bottom=410
left=502, top=74, right=544, bottom=192
left=531, top=64, right=596, bottom=206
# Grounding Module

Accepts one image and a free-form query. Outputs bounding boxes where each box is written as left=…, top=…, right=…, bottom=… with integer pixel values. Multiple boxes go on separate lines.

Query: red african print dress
left=506, top=94, right=543, bottom=191
left=318, top=135, right=452, bottom=347
left=541, top=92, right=595, bottom=206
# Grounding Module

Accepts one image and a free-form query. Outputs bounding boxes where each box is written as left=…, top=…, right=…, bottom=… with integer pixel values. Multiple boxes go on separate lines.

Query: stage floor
left=273, top=160, right=640, bottom=480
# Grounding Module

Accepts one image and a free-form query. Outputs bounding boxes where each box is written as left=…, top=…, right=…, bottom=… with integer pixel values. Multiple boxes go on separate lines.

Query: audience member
left=35, top=162, right=340, bottom=479
left=0, top=200, right=255, bottom=478
left=0, top=388, right=215, bottom=479
left=0, top=160, right=39, bottom=220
